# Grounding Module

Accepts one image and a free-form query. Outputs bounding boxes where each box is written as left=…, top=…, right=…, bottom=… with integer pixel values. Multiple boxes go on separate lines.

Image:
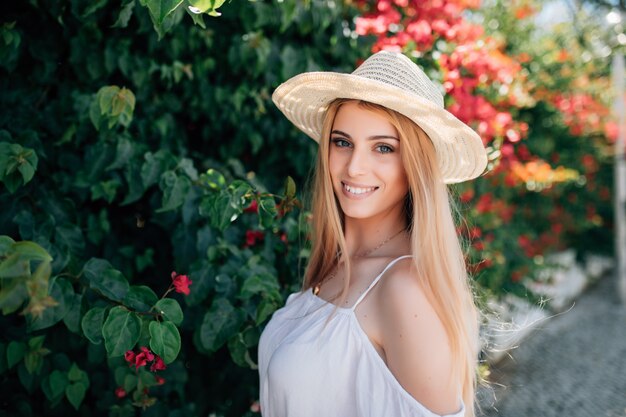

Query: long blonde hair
left=303, top=99, right=479, bottom=416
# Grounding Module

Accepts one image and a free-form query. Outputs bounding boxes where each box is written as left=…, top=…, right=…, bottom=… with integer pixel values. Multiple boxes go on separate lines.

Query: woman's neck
left=342, top=213, right=408, bottom=258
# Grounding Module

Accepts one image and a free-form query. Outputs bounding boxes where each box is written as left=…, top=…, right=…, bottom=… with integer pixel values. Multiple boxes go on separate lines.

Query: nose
left=347, top=147, right=368, bottom=177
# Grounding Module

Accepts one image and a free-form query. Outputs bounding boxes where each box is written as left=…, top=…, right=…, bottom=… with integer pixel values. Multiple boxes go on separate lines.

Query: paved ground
left=477, top=272, right=626, bottom=417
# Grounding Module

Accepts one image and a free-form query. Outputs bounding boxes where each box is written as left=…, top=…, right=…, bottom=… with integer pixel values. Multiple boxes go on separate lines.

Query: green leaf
left=227, top=332, right=257, bottom=368
left=28, top=335, right=45, bottom=350
left=27, top=277, right=73, bottom=331
left=199, top=181, right=251, bottom=231
left=200, top=168, right=226, bottom=190
left=102, top=306, right=141, bottom=357
left=187, top=0, right=226, bottom=15
left=0, top=279, right=27, bottom=315
left=81, top=307, right=107, bottom=344
left=199, top=192, right=235, bottom=231
left=0, top=235, right=15, bottom=257
left=55, top=223, right=85, bottom=254
left=284, top=176, right=296, bottom=198
left=12, top=241, right=53, bottom=263
left=63, top=292, right=83, bottom=333
left=123, top=285, right=158, bottom=311
left=157, top=170, right=191, bottom=212
left=7, top=341, right=25, bottom=368
left=66, top=382, right=87, bottom=410
left=112, top=0, right=136, bottom=28
left=148, top=321, right=180, bottom=364
left=82, top=258, right=113, bottom=280
left=94, top=86, right=136, bottom=130
left=67, top=362, right=88, bottom=383
left=154, top=298, right=183, bottom=325
left=258, top=195, right=277, bottom=229
left=43, top=370, right=68, bottom=401
left=121, top=163, right=146, bottom=205
left=107, top=136, right=135, bottom=170
left=24, top=350, right=43, bottom=374
left=255, top=297, right=278, bottom=325
left=144, top=0, right=184, bottom=24
left=143, top=0, right=184, bottom=38
left=239, top=273, right=280, bottom=300
left=141, top=150, right=177, bottom=188
left=84, top=261, right=129, bottom=302
left=0, top=253, right=30, bottom=279
left=199, top=298, right=244, bottom=352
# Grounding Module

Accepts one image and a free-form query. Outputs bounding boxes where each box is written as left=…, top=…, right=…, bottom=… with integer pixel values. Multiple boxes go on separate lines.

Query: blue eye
left=377, top=144, right=394, bottom=154
left=331, top=138, right=351, bottom=148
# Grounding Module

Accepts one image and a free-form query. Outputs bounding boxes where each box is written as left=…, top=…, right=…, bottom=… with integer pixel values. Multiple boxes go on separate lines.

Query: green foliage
left=0, top=1, right=363, bottom=415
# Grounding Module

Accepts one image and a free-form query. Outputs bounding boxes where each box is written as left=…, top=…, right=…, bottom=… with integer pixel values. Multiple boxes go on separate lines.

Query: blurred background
left=0, top=0, right=624, bottom=416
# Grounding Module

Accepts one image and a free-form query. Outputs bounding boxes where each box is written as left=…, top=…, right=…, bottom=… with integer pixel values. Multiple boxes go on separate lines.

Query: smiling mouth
left=342, top=182, right=379, bottom=195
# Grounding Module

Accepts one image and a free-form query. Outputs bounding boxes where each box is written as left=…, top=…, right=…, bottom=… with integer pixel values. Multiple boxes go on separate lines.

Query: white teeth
left=343, top=183, right=375, bottom=195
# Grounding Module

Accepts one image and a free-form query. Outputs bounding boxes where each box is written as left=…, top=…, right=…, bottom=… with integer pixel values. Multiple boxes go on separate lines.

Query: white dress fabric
left=258, top=255, right=465, bottom=417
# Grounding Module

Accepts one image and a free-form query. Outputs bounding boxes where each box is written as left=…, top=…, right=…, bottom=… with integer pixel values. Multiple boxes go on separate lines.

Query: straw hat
left=271, top=50, right=487, bottom=184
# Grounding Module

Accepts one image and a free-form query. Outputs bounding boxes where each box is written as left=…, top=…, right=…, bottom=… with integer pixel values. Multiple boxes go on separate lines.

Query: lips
left=341, top=182, right=379, bottom=196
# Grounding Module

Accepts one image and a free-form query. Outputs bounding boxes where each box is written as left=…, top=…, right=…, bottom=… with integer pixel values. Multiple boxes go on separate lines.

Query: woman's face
left=328, top=101, right=409, bottom=222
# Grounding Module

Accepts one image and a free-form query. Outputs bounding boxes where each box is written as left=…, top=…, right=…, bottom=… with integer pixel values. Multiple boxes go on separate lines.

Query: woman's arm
left=378, top=262, right=462, bottom=415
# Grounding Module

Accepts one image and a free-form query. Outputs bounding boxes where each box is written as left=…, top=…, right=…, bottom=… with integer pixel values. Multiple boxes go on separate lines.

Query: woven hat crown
left=352, top=52, right=444, bottom=109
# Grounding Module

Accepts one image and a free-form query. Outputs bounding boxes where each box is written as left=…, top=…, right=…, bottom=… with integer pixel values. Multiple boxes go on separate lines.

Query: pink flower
left=150, top=356, right=167, bottom=372
left=250, top=400, right=261, bottom=413
left=115, top=387, right=127, bottom=398
left=171, top=271, right=192, bottom=295
left=155, top=375, right=166, bottom=385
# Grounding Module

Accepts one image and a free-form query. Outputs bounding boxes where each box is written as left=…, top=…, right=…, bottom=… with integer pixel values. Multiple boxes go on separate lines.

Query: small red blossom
left=140, top=346, right=155, bottom=361
left=155, top=375, right=166, bottom=385
left=459, top=188, right=474, bottom=203
left=244, top=200, right=258, bottom=213
left=134, top=352, right=148, bottom=369
left=124, top=350, right=136, bottom=364
left=244, top=230, right=265, bottom=247
left=150, top=356, right=167, bottom=372
left=115, top=387, right=127, bottom=398
left=171, top=271, right=192, bottom=295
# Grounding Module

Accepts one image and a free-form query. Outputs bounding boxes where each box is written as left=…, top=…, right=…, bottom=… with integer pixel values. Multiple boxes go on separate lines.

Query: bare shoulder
left=376, top=258, right=462, bottom=415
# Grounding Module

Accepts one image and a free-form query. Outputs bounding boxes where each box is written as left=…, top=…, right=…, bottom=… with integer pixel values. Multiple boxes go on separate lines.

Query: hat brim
left=272, top=72, right=487, bottom=184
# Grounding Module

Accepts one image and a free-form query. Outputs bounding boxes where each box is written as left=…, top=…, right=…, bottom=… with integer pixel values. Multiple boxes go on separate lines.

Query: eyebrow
left=331, top=129, right=399, bottom=141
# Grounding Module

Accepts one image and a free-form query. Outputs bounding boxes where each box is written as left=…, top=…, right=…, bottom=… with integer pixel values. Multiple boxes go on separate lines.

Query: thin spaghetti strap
left=351, top=255, right=413, bottom=311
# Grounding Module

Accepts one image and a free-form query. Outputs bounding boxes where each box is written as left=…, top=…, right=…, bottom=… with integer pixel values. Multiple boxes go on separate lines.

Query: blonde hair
left=303, top=99, right=479, bottom=416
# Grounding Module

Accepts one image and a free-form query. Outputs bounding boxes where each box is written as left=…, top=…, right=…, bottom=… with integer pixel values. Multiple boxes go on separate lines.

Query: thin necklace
left=313, top=227, right=406, bottom=296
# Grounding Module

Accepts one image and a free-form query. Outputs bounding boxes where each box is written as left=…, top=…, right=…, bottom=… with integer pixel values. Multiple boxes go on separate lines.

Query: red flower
left=124, top=350, right=136, bottom=364
left=150, top=356, right=167, bottom=372
left=140, top=346, right=155, bottom=362
left=134, top=352, right=148, bottom=369
left=115, top=387, right=127, bottom=398
left=244, top=200, right=258, bottom=213
left=132, top=346, right=155, bottom=370
left=155, top=375, right=166, bottom=385
left=171, top=271, right=192, bottom=295
left=244, top=230, right=265, bottom=248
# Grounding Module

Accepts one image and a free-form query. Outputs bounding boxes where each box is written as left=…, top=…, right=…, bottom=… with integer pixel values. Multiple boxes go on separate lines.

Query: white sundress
left=257, top=255, right=465, bottom=417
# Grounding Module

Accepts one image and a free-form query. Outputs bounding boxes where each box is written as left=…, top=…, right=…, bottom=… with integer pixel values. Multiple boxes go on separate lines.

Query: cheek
left=328, top=150, right=343, bottom=179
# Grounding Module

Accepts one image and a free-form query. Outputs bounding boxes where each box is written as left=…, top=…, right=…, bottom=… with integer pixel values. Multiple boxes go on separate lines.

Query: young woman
left=258, top=51, right=487, bottom=417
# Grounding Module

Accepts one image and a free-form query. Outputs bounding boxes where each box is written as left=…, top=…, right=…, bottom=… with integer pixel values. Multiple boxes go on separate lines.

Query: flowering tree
left=353, top=0, right=614, bottom=294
